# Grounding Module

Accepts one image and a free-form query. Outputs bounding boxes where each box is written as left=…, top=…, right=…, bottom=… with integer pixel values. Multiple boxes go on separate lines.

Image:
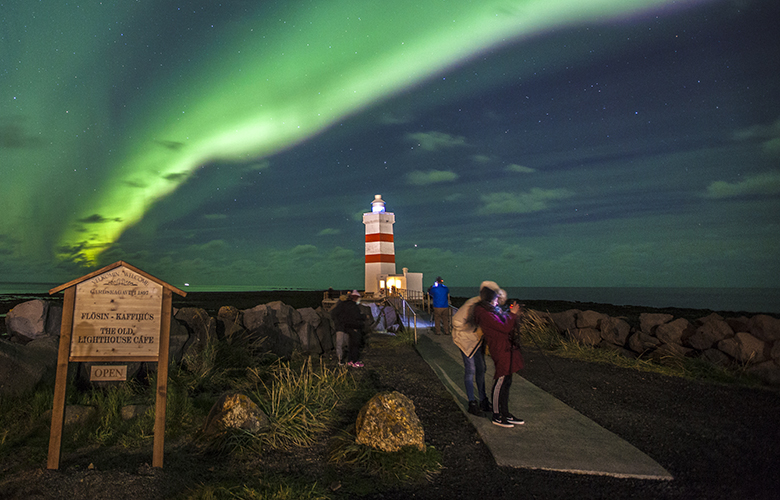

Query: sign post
left=47, top=261, right=185, bottom=469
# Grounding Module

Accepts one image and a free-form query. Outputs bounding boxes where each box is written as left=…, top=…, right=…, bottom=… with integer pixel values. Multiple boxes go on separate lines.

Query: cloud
left=406, top=169, right=459, bottom=185
left=406, top=131, right=467, bottom=151
left=733, top=118, right=780, bottom=141
left=704, top=171, right=780, bottom=199
left=762, top=138, right=780, bottom=156
left=478, top=188, right=574, bottom=214
left=471, top=154, right=492, bottom=163
left=318, top=228, right=341, bottom=236
left=505, top=164, right=536, bottom=174
left=203, top=214, right=228, bottom=220
left=290, top=244, right=317, bottom=256
left=733, top=117, right=780, bottom=157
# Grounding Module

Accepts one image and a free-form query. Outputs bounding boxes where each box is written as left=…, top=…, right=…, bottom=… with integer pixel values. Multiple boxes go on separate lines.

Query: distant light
left=184, top=283, right=190, bottom=287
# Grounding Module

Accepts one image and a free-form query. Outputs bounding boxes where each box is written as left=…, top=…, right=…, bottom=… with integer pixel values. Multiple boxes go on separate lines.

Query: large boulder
left=749, top=315, right=780, bottom=342
left=175, top=307, right=214, bottom=346
left=168, top=315, right=192, bottom=364
left=202, top=393, right=270, bottom=437
left=627, top=331, right=661, bottom=354
left=175, top=307, right=215, bottom=369
left=717, top=332, right=769, bottom=364
left=355, top=391, right=425, bottom=452
left=217, top=305, right=245, bottom=341
left=639, top=313, right=674, bottom=335
left=655, top=318, right=691, bottom=346
left=267, top=301, right=302, bottom=331
left=576, top=310, right=606, bottom=329
left=599, top=316, right=631, bottom=346
left=296, top=307, right=323, bottom=354
left=5, top=300, right=50, bottom=342
left=547, top=309, right=580, bottom=334
left=45, top=305, right=63, bottom=337
left=266, top=302, right=302, bottom=357
left=241, top=304, right=286, bottom=356
left=314, top=307, right=334, bottom=352
left=0, top=336, right=59, bottom=397
left=686, top=314, right=733, bottom=350
left=242, top=303, right=275, bottom=331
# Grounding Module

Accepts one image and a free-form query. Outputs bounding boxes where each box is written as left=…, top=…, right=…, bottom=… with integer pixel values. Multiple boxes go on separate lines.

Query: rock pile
left=544, top=309, right=780, bottom=385
left=0, top=298, right=376, bottom=397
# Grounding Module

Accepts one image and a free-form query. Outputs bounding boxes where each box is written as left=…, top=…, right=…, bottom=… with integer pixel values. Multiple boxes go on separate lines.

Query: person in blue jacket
left=428, top=276, right=450, bottom=335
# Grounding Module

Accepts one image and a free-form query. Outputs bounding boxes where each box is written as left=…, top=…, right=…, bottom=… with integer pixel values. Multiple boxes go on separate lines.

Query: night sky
left=2, top=0, right=779, bottom=291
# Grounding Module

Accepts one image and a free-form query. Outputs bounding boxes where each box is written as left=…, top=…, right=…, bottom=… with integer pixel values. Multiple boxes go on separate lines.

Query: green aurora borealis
left=2, top=0, right=779, bottom=298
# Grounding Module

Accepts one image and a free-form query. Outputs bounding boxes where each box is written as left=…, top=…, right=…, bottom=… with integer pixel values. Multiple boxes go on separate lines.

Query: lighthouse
left=363, top=195, right=395, bottom=295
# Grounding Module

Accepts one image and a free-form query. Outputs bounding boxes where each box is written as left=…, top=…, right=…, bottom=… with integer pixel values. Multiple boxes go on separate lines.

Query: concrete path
left=415, top=329, right=673, bottom=479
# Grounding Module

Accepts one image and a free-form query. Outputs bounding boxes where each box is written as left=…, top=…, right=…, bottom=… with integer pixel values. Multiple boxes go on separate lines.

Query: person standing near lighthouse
left=428, top=276, right=450, bottom=335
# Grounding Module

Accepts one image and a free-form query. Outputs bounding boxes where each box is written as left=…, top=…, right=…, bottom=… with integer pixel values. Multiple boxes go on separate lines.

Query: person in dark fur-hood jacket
left=474, top=286, right=525, bottom=428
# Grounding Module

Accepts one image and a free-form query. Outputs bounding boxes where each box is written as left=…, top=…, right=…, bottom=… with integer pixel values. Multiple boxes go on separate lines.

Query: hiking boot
left=491, top=414, right=514, bottom=428
left=467, top=400, right=481, bottom=416
left=506, top=414, right=524, bottom=425
left=351, top=361, right=364, bottom=368
left=480, top=398, right=492, bottom=412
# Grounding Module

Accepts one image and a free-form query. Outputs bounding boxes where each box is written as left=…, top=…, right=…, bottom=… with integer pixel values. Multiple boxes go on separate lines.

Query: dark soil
left=1, top=293, right=779, bottom=499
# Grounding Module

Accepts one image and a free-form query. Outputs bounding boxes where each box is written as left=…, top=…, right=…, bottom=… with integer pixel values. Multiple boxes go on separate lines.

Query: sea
left=1, top=283, right=778, bottom=315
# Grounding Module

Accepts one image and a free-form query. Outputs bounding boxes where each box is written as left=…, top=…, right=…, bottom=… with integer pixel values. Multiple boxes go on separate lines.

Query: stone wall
left=544, top=309, right=780, bottom=385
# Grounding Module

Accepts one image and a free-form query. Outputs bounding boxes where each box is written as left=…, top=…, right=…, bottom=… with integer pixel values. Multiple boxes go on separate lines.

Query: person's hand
left=509, top=302, right=521, bottom=315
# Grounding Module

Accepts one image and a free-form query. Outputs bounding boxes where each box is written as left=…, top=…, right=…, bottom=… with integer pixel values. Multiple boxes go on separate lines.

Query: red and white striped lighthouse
left=363, top=194, right=395, bottom=294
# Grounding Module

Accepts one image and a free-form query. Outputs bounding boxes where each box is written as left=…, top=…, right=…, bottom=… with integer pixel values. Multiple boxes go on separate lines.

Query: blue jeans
left=461, top=343, right=487, bottom=402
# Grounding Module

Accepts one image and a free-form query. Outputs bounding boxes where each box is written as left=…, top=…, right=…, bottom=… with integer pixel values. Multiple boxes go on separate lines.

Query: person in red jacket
left=473, top=286, right=525, bottom=428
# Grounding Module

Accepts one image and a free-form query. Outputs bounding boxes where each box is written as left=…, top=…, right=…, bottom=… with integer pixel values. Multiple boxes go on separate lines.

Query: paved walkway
left=415, top=328, right=673, bottom=479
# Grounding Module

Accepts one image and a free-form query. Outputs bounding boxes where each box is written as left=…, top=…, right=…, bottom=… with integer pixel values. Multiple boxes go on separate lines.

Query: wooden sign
left=47, top=261, right=186, bottom=471
left=71, top=266, right=163, bottom=361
